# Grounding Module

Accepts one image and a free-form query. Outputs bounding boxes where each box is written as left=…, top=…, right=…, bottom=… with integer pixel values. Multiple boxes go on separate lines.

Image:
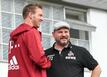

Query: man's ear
left=52, top=32, right=55, bottom=37
left=31, top=14, right=35, bottom=19
left=29, top=13, right=34, bottom=19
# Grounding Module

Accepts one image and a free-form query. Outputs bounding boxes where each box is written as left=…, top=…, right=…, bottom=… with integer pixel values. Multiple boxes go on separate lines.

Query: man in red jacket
left=8, top=4, right=51, bottom=77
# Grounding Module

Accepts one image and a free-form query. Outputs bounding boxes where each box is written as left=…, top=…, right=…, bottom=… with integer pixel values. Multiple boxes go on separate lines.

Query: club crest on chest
left=65, top=51, right=76, bottom=60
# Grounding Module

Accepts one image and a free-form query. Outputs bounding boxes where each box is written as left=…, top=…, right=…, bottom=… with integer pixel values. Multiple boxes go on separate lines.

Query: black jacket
left=45, top=42, right=98, bottom=77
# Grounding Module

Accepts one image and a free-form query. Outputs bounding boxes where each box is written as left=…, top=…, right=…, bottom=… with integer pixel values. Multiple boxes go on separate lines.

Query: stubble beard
left=56, top=39, right=69, bottom=47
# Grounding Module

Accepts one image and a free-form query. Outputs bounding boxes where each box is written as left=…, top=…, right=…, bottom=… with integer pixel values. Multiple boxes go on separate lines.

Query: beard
left=55, top=38, right=70, bottom=47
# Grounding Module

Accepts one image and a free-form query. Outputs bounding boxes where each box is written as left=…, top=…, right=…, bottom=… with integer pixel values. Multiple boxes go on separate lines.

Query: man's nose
left=41, top=17, right=43, bottom=21
left=62, top=32, right=66, bottom=36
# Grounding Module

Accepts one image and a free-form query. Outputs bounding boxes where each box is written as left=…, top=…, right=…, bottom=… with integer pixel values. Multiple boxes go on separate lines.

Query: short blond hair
left=22, top=3, right=42, bottom=19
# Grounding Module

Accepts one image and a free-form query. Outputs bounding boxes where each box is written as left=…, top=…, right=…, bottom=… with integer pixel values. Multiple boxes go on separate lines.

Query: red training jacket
left=8, top=23, right=51, bottom=77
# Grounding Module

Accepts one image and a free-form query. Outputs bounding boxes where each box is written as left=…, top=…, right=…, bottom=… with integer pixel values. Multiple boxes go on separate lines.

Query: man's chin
left=60, top=41, right=68, bottom=46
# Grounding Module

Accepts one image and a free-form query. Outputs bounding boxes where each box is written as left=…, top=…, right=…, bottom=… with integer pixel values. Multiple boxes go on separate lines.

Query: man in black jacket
left=45, top=21, right=101, bottom=77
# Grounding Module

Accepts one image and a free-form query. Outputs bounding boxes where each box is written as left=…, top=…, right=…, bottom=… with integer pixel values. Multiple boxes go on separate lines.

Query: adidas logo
left=8, top=56, right=19, bottom=70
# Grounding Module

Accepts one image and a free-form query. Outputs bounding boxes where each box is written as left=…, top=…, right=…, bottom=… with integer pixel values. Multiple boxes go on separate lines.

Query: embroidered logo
left=47, top=54, right=55, bottom=61
left=65, top=51, right=76, bottom=60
